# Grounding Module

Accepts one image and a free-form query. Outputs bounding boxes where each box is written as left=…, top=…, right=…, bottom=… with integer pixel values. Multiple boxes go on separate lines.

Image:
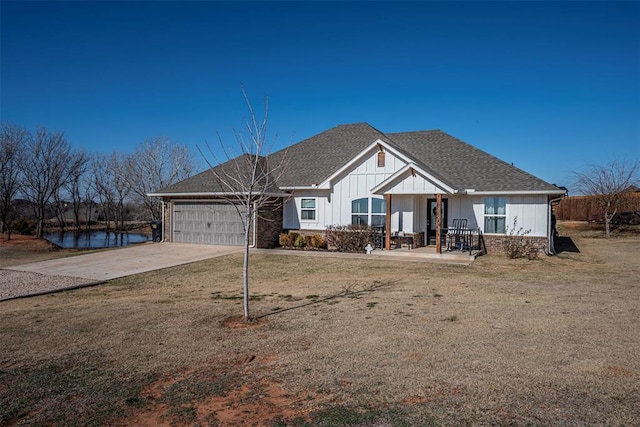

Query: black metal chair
left=448, top=219, right=468, bottom=251
left=373, top=226, right=385, bottom=249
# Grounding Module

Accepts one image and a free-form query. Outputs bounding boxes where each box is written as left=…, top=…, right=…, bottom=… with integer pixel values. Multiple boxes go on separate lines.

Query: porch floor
left=369, top=246, right=478, bottom=265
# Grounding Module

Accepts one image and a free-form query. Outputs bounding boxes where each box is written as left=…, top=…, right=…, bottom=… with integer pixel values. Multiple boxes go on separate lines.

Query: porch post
left=385, top=194, right=391, bottom=250
left=436, top=194, right=442, bottom=253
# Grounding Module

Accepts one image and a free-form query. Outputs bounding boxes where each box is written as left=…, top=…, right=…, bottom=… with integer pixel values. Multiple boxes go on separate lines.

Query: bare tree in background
left=200, top=88, right=288, bottom=321
left=79, top=154, right=99, bottom=233
left=109, top=152, right=132, bottom=231
left=0, top=122, right=27, bottom=239
left=127, top=137, right=195, bottom=221
left=49, top=149, right=90, bottom=233
left=64, top=149, right=90, bottom=232
left=93, top=153, right=116, bottom=230
left=93, top=152, right=132, bottom=231
left=573, top=160, right=639, bottom=237
left=19, top=128, right=73, bottom=238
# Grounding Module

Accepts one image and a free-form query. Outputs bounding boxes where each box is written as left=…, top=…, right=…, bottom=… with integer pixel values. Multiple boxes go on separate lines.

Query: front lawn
left=1, top=230, right=639, bottom=425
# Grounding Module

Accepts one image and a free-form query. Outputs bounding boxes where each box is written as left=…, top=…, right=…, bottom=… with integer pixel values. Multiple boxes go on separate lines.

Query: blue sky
left=2, top=1, right=639, bottom=190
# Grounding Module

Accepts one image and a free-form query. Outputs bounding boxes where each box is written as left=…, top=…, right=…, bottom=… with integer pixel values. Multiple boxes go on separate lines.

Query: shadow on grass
left=255, top=278, right=403, bottom=320
left=554, top=236, right=580, bottom=254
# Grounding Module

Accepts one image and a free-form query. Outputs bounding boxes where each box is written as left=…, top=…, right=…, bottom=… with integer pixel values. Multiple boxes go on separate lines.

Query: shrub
left=309, top=234, right=326, bottom=250
left=325, top=224, right=374, bottom=252
left=289, top=232, right=300, bottom=244
left=12, top=218, right=35, bottom=235
left=503, top=217, right=539, bottom=260
left=279, top=233, right=293, bottom=248
left=293, top=234, right=306, bottom=248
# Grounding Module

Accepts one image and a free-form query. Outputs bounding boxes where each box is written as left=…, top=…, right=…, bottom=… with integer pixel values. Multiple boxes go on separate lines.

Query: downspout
left=161, top=200, right=165, bottom=242
left=547, top=195, right=565, bottom=255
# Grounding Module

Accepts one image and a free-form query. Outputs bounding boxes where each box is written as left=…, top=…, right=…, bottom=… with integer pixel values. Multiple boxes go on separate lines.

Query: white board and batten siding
left=282, top=144, right=551, bottom=237
left=283, top=147, right=406, bottom=230
left=172, top=201, right=244, bottom=245
left=381, top=170, right=447, bottom=195
left=470, top=194, right=549, bottom=237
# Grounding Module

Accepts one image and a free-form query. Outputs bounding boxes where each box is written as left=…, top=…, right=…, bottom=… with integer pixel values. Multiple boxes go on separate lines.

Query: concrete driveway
left=5, top=243, right=243, bottom=281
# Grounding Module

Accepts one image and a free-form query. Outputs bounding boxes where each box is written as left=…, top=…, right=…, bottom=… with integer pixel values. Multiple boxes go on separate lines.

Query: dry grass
left=1, top=225, right=639, bottom=425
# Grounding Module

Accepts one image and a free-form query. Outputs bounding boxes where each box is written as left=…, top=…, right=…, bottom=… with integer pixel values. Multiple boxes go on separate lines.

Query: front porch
left=369, top=245, right=478, bottom=265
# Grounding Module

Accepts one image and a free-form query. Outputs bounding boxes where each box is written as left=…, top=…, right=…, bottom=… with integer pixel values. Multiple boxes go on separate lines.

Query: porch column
left=385, top=194, right=391, bottom=250
left=436, top=194, right=442, bottom=253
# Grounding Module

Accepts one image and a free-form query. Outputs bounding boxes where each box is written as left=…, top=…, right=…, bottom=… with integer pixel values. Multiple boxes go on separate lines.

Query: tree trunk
left=242, top=206, right=252, bottom=321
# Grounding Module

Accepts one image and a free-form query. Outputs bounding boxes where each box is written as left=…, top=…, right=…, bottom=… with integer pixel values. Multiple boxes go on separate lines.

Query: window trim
left=483, top=197, right=507, bottom=234
left=300, top=198, right=317, bottom=222
left=351, top=197, right=386, bottom=227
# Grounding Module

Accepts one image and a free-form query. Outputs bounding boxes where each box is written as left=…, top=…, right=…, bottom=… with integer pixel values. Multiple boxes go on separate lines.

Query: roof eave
left=462, top=189, right=568, bottom=196
left=148, top=191, right=289, bottom=198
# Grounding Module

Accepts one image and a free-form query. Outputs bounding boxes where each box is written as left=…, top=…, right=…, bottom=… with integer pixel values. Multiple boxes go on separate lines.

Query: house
left=151, top=123, right=566, bottom=254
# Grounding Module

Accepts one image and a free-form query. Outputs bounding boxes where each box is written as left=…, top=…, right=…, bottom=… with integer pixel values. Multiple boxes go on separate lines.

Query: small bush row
left=279, top=232, right=326, bottom=250
left=325, top=224, right=374, bottom=252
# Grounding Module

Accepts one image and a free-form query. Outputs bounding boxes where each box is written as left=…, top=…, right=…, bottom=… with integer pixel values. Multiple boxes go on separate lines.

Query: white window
left=371, top=198, right=386, bottom=227
left=301, top=198, right=316, bottom=221
left=484, top=197, right=506, bottom=233
left=351, top=197, right=386, bottom=227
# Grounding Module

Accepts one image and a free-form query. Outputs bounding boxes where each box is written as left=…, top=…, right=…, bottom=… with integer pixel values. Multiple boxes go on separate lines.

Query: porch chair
left=448, top=219, right=468, bottom=251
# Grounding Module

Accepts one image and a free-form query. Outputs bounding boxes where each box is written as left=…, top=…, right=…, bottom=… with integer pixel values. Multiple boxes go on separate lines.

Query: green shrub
left=289, top=232, right=300, bottom=244
left=293, top=234, right=306, bottom=248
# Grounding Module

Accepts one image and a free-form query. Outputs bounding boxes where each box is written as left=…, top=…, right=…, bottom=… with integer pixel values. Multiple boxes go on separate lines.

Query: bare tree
left=573, top=160, right=639, bottom=237
left=76, top=153, right=99, bottom=233
left=200, top=88, right=287, bottom=321
left=65, top=149, right=90, bottom=232
left=111, top=152, right=133, bottom=231
left=0, top=122, right=27, bottom=239
left=127, top=137, right=195, bottom=221
left=92, top=151, right=131, bottom=232
left=93, top=152, right=132, bottom=231
left=19, top=128, right=73, bottom=238
left=92, top=153, right=116, bottom=230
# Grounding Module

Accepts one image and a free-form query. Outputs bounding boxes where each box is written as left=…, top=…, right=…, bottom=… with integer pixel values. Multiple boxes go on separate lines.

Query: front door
left=427, top=198, right=448, bottom=246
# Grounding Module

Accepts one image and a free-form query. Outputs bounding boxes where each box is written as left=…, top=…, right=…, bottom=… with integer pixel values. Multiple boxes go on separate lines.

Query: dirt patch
left=125, top=358, right=313, bottom=426
left=221, top=315, right=269, bottom=329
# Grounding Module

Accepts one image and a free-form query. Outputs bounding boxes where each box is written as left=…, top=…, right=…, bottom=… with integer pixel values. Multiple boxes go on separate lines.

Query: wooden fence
left=555, top=193, right=640, bottom=221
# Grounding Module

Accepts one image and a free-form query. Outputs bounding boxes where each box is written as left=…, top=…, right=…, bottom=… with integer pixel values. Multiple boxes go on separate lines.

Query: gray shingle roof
left=386, top=130, right=560, bottom=192
left=154, top=154, right=284, bottom=195
left=268, top=123, right=389, bottom=187
left=157, top=123, right=561, bottom=194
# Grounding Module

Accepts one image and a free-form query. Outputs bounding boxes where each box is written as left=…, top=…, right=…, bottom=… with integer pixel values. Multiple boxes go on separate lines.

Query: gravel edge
left=0, top=270, right=101, bottom=301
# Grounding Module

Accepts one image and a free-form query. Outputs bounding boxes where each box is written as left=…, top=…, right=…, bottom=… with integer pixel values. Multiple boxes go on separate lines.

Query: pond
left=44, top=231, right=150, bottom=249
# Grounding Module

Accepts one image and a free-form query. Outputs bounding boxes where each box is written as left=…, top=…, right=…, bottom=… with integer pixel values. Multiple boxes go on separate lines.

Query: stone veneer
left=481, top=234, right=548, bottom=255
left=254, top=200, right=283, bottom=248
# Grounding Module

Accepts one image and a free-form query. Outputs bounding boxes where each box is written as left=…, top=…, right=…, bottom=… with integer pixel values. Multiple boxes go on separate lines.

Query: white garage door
left=172, top=202, right=244, bottom=245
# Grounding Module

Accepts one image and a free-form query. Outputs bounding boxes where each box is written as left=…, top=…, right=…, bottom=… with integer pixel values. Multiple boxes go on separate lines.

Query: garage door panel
left=173, top=202, right=244, bottom=246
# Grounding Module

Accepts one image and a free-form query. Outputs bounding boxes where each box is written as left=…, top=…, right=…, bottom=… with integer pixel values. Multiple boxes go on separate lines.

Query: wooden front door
left=427, top=198, right=447, bottom=246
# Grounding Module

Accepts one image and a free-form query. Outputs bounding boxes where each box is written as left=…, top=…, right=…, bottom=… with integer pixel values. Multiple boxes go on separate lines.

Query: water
left=44, top=231, right=150, bottom=249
